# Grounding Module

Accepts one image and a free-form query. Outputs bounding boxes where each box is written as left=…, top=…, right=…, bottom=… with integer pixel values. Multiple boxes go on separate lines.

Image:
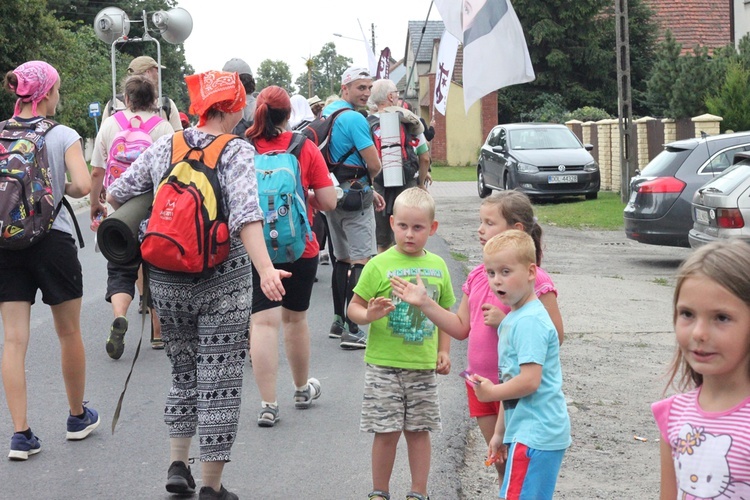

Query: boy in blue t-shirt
left=471, top=229, right=570, bottom=500
left=348, top=187, right=454, bottom=500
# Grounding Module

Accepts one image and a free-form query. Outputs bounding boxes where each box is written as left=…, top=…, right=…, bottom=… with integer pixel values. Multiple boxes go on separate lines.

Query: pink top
left=462, top=263, right=557, bottom=383
left=652, top=388, right=750, bottom=499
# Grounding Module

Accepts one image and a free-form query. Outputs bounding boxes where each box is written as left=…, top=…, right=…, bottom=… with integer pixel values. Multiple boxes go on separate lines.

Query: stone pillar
left=692, top=113, right=723, bottom=137
left=582, top=121, right=594, bottom=146
left=634, top=116, right=656, bottom=173
left=662, top=118, right=676, bottom=144
left=596, top=119, right=614, bottom=191
left=609, top=120, right=621, bottom=193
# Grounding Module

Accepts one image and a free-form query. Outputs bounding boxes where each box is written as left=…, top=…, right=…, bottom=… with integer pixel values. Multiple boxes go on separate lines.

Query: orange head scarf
left=185, top=70, right=246, bottom=126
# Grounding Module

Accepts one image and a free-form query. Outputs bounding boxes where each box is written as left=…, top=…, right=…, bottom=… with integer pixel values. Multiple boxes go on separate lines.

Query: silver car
left=688, top=155, right=750, bottom=248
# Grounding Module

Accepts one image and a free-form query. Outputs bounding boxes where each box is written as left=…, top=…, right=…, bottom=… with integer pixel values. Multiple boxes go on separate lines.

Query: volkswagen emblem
left=558, top=165, right=566, bottom=172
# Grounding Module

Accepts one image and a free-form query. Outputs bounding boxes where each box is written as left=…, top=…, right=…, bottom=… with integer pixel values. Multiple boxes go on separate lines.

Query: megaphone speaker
left=94, top=7, right=130, bottom=45
left=152, top=8, right=193, bottom=44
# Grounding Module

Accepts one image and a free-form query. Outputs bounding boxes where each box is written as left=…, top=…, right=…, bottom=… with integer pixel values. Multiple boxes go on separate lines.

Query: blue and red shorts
left=499, top=442, right=565, bottom=500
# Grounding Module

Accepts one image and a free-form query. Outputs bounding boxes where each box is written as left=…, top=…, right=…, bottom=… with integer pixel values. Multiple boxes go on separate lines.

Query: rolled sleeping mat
left=97, top=192, right=153, bottom=267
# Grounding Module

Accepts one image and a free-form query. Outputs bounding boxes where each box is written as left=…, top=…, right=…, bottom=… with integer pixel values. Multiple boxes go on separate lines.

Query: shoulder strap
left=286, top=132, right=307, bottom=160
left=113, top=111, right=129, bottom=130
left=170, top=132, right=237, bottom=169
left=58, top=197, right=85, bottom=249
left=140, top=115, right=163, bottom=132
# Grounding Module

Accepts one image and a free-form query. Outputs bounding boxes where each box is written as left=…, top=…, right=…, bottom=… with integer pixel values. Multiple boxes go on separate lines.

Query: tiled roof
left=407, top=20, right=445, bottom=62
left=644, top=0, right=731, bottom=53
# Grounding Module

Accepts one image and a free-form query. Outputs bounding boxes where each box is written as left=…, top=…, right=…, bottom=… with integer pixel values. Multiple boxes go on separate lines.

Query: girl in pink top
left=652, top=240, right=750, bottom=500
left=391, top=190, right=564, bottom=483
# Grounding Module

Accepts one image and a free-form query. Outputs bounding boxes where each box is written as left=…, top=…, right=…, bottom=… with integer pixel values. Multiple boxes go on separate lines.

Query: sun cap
left=307, top=95, right=323, bottom=106
left=222, top=58, right=253, bottom=77
left=128, top=56, right=164, bottom=75
left=341, top=66, right=372, bottom=86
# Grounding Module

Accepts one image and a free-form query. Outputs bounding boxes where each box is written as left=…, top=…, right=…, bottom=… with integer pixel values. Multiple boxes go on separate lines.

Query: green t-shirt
left=354, top=247, right=456, bottom=370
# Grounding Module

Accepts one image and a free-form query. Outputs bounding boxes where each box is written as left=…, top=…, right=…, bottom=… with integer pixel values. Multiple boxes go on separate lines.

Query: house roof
left=407, top=20, right=445, bottom=62
left=644, top=0, right=731, bottom=53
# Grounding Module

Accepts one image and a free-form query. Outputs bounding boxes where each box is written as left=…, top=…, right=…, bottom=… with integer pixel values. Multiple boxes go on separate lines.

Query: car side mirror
left=584, top=143, right=594, bottom=152
left=491, top=145, right=506, bottom=153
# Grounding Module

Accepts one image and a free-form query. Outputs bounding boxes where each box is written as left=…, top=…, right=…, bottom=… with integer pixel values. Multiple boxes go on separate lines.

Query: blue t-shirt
left=498, top=299, right=571, bottom=451
left=322, top=100, right=373, bottom=168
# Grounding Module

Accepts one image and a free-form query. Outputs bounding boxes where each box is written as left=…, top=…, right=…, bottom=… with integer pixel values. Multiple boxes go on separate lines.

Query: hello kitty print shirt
left=652, top=388, right=750, bottom=499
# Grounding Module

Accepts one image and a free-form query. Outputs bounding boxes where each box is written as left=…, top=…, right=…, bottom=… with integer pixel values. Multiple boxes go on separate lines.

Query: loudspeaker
left=93, top=7, right=130, bottom=45
left=151, top=8, right=193, bottom=44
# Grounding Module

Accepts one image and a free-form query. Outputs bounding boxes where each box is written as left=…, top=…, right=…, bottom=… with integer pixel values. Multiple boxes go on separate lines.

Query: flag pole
left=404, top=0, right=434, bottom=103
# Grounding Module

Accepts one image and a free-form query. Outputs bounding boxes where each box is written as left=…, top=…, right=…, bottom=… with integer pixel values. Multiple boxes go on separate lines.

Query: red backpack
left=140, top=133, right=235, bottom=274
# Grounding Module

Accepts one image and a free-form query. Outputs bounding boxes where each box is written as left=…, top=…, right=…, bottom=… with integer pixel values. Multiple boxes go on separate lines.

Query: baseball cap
left=222, top=58, right=253, bottom=76
left=128, top=56, right=164, bottom=74
left=341, top=66, right=372, bottom=86
left=307, top=95, right=323, bottom=106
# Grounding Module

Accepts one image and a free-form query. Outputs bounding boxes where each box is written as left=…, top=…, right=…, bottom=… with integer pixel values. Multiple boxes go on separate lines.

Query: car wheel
left=585, top=192, right=598, bottom=200
left=503, top=172, right=512, bottom=191
left=477, top=168, right=491, bottom=198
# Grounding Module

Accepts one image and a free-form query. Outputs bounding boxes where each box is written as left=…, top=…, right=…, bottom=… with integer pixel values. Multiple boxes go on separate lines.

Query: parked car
left=623, top=131, right=750, bottom=247
left=476, top=123, right=600, bottom=199
left=688, top=153, right=750, bottom=248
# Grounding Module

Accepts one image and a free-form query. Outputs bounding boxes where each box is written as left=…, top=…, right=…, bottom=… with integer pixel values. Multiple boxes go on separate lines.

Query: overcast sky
left=175, top=0, right=442, bottom=86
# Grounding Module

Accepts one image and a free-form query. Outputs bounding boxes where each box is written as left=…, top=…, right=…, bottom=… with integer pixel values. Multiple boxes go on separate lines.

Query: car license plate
left=548, top=175, right=578, bottom=184
left=695, top=208, right=710, bottom=224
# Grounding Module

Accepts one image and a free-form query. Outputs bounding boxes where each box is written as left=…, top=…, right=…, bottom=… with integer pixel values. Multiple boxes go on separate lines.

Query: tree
left=48, top=0, right=193, bottom=113
left=256, top=59, right=293, bottom=93
left=497, top=0, right=658, bottom=122
left=706, top=62, right=750, bottom=132
left=294, top=42, right=352, bottom=101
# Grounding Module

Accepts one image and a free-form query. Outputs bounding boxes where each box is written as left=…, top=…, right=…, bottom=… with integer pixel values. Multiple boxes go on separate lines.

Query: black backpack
left=301, top=108, right=365, bottom=182
left=0, top=118, right=83, bottom=249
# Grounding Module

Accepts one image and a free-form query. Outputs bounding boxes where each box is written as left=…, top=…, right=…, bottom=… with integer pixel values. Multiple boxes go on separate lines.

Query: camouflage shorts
left=360, top=363, right=441, bottom=433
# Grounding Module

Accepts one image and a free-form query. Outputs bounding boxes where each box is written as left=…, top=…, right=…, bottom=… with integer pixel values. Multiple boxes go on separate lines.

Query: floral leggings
left=149, top=239, right=251, bottom=462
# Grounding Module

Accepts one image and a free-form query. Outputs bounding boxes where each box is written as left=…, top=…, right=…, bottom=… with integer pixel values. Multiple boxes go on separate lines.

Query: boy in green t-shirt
left=348, top=187, right=455, bottom=500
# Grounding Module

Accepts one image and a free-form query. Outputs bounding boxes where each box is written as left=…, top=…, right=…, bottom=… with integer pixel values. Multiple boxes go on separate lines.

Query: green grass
left=533, top=192, right=625, bottom=230
left=429, top=165, right=625, bottom=229
left=450, top=251, right=469, bottom=262
left=430, top=164, right=476, bottom=182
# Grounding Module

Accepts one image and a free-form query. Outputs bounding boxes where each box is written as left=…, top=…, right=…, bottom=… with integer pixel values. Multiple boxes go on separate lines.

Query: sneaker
left=340, top=328, right=367, bottom=350
left=106, top=316, right=128, bottom=360
left=66, top=404, right=100, bottom=440
left=294, top=378, right=321, bottom=409
left=199, top=485, right=238, bottom=500
left=8, top=431, right=41, bottom=461
left=166, top=460, right=196, bottom=495
left=329, top=319, right=345, bottom=339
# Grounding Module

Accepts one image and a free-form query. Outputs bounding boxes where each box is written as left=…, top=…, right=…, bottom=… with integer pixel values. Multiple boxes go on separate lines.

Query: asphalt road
left=0, top=188, right=473, bottom=500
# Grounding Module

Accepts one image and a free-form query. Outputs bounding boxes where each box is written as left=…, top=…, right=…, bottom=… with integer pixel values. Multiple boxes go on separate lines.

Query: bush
left=706, top=62, right=750, bottom=132
left=565, top=106, right=612, bottom=122
left=520, top=93, right=568, bottom=123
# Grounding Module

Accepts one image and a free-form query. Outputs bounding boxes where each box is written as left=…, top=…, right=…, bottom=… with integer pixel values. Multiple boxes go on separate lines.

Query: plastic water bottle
left=90, top=209, right=106, bottom=232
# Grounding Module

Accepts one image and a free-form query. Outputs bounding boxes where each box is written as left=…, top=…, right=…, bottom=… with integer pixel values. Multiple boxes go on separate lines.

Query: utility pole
left=615, top=0, right=634, bottom=202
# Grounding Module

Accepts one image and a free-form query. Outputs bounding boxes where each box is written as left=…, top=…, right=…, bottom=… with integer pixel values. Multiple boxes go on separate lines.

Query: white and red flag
left=433, top=31, right=460, bottom=115
left=434, top=0, right=535, bottom=112
left=376, top=47, right=391, bottom=80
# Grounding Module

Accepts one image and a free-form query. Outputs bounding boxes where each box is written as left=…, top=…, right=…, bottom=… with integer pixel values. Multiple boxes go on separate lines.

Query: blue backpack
left=254, top=133, right=312, bottom=263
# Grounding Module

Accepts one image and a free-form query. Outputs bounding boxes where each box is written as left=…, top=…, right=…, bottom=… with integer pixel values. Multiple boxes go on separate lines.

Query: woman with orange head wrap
left=107, top=71, right=290, bottom=500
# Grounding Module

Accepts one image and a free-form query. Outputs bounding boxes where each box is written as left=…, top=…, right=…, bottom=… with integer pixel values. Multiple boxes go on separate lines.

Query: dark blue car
left=624, top=131, right=750, bottom=247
